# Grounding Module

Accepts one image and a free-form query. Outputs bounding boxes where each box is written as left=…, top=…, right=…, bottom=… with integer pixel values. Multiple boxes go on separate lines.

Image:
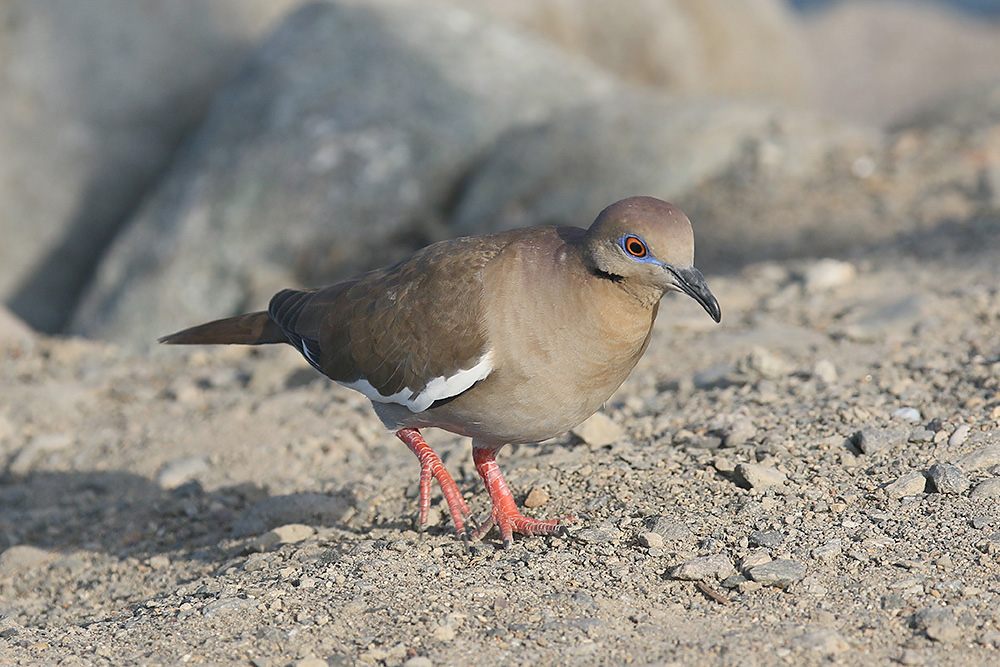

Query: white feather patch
left=339, top=350, right=493, bottom=413
left=300, top=340, right=319, bottom=367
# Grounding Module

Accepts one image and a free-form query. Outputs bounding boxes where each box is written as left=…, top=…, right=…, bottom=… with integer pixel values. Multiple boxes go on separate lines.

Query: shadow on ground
left=0, top=469, right=355, bottom=561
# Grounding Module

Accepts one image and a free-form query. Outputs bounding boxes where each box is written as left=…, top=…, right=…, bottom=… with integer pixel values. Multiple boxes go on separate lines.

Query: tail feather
left=158, top=311, right=287, bottom=346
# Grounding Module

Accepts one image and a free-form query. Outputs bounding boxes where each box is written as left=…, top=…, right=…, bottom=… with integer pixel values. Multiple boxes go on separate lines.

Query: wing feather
left=266, top=233, right=516, bottom=408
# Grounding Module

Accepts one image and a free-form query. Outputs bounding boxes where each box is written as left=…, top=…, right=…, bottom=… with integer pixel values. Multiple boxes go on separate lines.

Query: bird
left=159, top=196, right=721, bottom=548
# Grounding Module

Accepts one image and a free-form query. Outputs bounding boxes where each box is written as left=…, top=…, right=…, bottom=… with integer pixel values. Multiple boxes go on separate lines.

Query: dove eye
left=620, top=235, right=648, bottom=259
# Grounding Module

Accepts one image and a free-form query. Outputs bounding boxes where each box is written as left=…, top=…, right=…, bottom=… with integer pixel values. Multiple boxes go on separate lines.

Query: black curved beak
left=670, top=266, right=722, bottom=323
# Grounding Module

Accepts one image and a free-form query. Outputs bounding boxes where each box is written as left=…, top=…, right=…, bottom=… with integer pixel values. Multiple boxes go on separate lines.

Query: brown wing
left=268, top=233, right=514, bottom=398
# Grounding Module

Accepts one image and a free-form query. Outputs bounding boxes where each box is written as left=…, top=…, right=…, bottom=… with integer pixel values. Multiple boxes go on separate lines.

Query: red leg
left=472, top=445, right=571, bottom=548
left=417, top=461, right=433, bottom=528
left=396, top=428, right=474, bottom=540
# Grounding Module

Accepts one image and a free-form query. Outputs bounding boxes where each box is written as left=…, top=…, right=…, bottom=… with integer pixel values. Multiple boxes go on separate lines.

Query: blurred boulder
left=0, top=0, right=305, bottom=333
left=452, top=78, right=1000, bottom=272
left=802, top=0, right=1000, bottom=126
left=51, top=0, right=1000, bottom=348
left=453, top=0, right=813, bottom=103
left=71, top=0, right=613, bottom=346
left=451, top=91, right=883, bottom=269
left=875, top=81, right=1000, bottom=234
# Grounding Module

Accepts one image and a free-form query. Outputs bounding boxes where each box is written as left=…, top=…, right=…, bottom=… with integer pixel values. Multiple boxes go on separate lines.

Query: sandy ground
left=2, top=217, right=1000, bottom=666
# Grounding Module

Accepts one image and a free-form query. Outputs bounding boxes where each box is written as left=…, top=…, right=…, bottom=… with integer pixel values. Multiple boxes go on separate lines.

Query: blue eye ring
left=620, top=234, right=649, bottom=259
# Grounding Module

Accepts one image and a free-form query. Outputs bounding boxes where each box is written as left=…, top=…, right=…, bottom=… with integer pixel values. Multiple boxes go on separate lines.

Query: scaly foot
left=472, top=445, right=572, bottom=548
left=396, top=428, right=477, bottom=542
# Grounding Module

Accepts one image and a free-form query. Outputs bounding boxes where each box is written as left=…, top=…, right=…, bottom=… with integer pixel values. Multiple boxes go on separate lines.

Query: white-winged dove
left=160, top=196, right=721, bottom=548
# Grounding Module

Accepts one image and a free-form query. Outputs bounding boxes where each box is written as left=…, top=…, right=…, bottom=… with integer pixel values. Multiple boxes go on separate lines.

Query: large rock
left=0, top=0, right=305, bottom=333
left=452, top=76, right=1000, bottom=272
left=451, top=91, right=883, bottom=270
left=683, top=81, right=1000, bottom=267
left=802, top=0, right=1000, bottom=126
left=453, top=0, right=812, bottom=103
left=71, top=0, right=613, bottom=346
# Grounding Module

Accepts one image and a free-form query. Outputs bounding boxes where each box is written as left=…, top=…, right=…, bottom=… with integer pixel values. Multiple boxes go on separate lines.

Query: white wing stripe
left=301, top=340, right=318, bottom=366
left=338, top=350, right=493, bottom=413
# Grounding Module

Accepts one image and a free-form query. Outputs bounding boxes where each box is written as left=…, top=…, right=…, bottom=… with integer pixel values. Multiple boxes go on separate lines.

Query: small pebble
left=637, top=532, right=664, bottom=549
left=670, top=553, right=735, bottom=581
left=811, top=540, right=842, bottom=561
left=201, top=597, right=259, bottom=618
left=642, top=517, right=693, bottom=542
left=403, top=658, right=434, bottom=667
left=243, top=553, right=271, bottom=572
left=955, top=445, right=1000, bottom=472
left=793, top=628, right=850, bottom=654
left=713, top=457, right=737, bottom=474
left=685, top=434, right=722, bottom=450
left=156, top=456, right=210, bottom=489
left=885, top=471, right=927, bottom=499
left=8, top=433, right=75, bottom=475
left=740, top=550, right=772, bottom=570
left=735, top=463, right=787, bottom=490
left=813, top=359, right=838, bottom=384
left=271, top=524, right=315, bottom=544
left=927, top=463, right=970, bottom=495
left=523, top=487, right=549, bottom=508
left=948, top=425, right=971, bottom=447
left=812, top=611, right=836, bottom=625
left=912, top=605, right=951, bottom=629
left=925, top=621, right=962, bottom=643
left=246, top=532, right=281, bottom=553
left=572, top=412, right=624, bottom=447
left=148, top=555, right=170, bottom=570
left=837, top=295, right=926, bottom=342
left=748, top=559, right=806, bottom=588
left=741, top=347, right=792, bottom=379
left=934, top=555, right=954, bottom=569
left=0, top=545, right=52, bottom=577
left=432, top=624, right=456, bottom=641
left=749, top=529, right=784, bottom=548
left=693, top=363, right=734, bottom=389
left=853, top=428, right=908, bottom=455
left=803, top=258, right=856, bottom=293
left=574, top=523, right=622, bottom=544
left=724, top=417, right=757, bottom=447
left=233, top=494, right=351, bottom=537
left=970, top=478, right=1000, bottom=500
left=295, top=659, right=331, bottom=667
left=801, top=576, right=829, bottom=596
left=893, top=407, right=922, bottom=423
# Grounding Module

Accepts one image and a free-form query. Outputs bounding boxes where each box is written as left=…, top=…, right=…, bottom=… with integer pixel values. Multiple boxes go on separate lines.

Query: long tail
left=158, top=311, right=287, bottom=346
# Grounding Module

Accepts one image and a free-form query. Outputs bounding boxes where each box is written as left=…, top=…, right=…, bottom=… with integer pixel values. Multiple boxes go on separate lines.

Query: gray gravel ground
left=2, top=218, right=1000, bottom=666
